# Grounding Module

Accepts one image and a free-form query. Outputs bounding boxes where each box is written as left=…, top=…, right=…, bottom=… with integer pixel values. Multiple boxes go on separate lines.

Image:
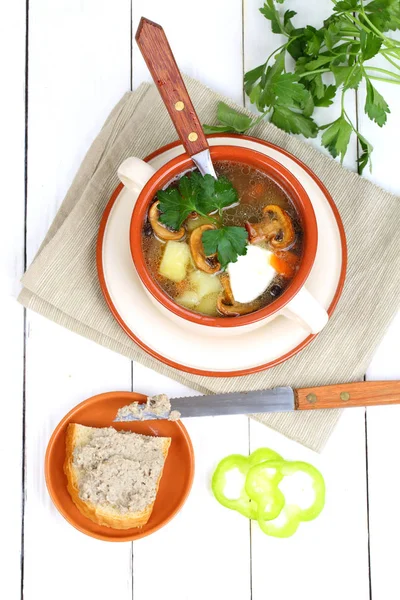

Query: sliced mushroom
left=220, top=272, right=235, bottom=305
left=189, top=224, right=221, bottom=274
left=217, top=272, right=261, bottom=317
left=246, top=205, right=295, bottom=250
left=148, top=201, right=185, bottom=241
left=217, top=295, right=261, bottom=317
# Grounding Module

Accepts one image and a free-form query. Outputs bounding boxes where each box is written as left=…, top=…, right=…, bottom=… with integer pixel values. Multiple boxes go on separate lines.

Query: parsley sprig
left=204, top=0, right=400, bottom=173
left=157, top=172, right=248, bottom=268
left=202, top=226, right=249, bottom=268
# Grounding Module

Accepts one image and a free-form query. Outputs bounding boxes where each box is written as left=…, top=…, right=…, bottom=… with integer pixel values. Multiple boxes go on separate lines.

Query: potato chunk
left=197, top=292, right=219, bottom=316
left=189, top=270, right=222, bottom=300
left=159, top=241, right=191, bottom=283
left=176, top=290, right=199, bottom=309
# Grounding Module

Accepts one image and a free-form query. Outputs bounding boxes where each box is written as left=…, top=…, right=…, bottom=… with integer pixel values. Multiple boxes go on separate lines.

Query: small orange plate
left=45, top=391, right=195, bottom=542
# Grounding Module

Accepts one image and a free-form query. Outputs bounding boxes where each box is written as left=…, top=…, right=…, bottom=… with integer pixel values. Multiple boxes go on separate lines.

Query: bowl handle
left=281, top=287, right=329, bottom=334
left=117, top=157, right=156, bottom=195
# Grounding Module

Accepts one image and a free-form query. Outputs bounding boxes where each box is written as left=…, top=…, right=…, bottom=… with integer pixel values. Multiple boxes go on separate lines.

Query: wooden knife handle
left=135, top=17, right=209, bottom=157
left=296, top=381, right=400, bottom=410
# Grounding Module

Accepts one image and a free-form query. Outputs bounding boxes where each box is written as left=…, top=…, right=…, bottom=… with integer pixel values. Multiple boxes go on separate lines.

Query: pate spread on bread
left=64, top=424, right=171, bottom=529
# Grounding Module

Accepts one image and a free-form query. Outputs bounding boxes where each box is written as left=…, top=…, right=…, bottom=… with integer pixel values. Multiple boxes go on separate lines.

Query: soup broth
left=142, top=161, right=303, bottom=317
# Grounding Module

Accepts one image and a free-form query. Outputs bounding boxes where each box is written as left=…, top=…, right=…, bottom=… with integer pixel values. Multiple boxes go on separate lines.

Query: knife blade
left=169, top=388, right=295, bottom=417
left=191, top=149, right=217, bottom=179
left=114, top=381, right=400, bottom=421
left=114, top=388, right=295, bottom=421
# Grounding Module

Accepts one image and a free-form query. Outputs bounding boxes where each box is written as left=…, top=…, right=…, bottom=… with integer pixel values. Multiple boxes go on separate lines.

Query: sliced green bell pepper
left=246, top=460, right=326, bottom=537
left=211, top=448, right=283, bottom=519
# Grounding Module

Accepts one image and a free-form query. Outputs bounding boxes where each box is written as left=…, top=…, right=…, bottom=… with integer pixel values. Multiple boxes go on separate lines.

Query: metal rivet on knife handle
left=175, top=101, right=184, bottom=111
left=188, top=132, right=198, bottom=142
left=306, top=393, right=317, bottom=404
left=340, top=392, right=350, bottom=402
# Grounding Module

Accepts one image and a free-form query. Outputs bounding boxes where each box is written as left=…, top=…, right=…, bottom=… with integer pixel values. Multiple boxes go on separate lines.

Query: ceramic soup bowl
left=121, top=145, right=328, bottom=336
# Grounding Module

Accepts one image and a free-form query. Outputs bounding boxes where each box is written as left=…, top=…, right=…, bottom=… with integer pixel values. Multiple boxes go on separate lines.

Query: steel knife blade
left=114, top=387, right=295, bottom=421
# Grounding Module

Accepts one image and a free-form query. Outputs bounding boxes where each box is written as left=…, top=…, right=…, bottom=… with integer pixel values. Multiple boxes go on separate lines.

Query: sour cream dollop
left=227, top=245, right=276, bottom=304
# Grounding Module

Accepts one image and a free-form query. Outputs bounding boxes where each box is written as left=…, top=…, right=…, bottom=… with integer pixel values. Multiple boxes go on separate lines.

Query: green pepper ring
left=244, top=460, right=286, bottom=521
left=211, top=448, right=283, bottom=519
left=246, top=460, right=326, bottom=538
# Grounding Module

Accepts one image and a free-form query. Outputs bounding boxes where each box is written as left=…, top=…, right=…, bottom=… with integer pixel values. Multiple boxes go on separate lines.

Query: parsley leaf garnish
left=158, top=172, right=238, bottom=230
left=158, top=180, right=198, bottom=231
left=273, top=73, right=313, bottom=108
left=331, top=65, right=362, bottom=90
left=203, top=102, right=254, bottom=134
left=157, top=172, right=247, bottom=268
left=356, top=131, right=374, bottom=173
left=334, top=0, right=358, bottom=11
left=202, top=226, right=248, bottom=269
left=271, top=105, right=318, bottom=137
left=260, top=0, right=286, bottom=34
left=361, top=32, right=382, bottom=60
left=365, top=79, right=390, bottom=126
left=157, top=188, right=190, bottom=231
left=197, top=174, right=239, bottom=214
left=204, top=0, right=400, bottom=174
left=321, top=116, right=353, bottom=162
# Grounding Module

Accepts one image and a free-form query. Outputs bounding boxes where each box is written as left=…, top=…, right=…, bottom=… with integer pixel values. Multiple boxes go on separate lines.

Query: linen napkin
left=19, top=77, right=400, bottom=451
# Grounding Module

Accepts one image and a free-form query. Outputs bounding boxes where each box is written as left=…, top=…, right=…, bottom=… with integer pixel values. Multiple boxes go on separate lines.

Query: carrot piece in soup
left=277, top=250, right=299, bottom=268
left=270, top=251, right=300, bottom=278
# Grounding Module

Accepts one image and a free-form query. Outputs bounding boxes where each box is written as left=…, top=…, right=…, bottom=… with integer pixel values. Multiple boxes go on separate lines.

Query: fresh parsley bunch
left=204, top=0, right=400, bottom=173
left=157, top=172, right=248, bottom=268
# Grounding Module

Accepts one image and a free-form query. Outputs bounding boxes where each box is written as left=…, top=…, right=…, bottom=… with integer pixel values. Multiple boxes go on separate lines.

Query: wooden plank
left=24, top=318, right=133, bottom=599
left=244, top=2, right=369, bottom=598
left=356, top=52, right=400, bottom=194
left=365, top=384, right=400, bottom=600
left=0, top=1, right=25, bottom=598
left=131, top=2, right=251, bottom=598
left=359, top=45, right=400, bottom=596
left=23, top=1, right=132, bottom=599
left=131, top=0, right=244, bottom=104
left=249, top=414, right=370, bottom=600
left=131, top=364, right=251, bottom=600
left=27, top=0, right=131, bottom=253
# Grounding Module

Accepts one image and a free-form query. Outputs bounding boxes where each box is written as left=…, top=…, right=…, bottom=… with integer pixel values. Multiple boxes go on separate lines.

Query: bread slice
left=64, top=423, right=171, bottom=529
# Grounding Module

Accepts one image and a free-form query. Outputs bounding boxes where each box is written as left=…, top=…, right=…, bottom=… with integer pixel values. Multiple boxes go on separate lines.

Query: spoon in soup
left=136, top=17, right=217, bottom=179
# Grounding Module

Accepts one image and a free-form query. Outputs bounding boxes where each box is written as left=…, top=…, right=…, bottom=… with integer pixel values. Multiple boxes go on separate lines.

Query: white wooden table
left=2, top=1, right=399, bottom=598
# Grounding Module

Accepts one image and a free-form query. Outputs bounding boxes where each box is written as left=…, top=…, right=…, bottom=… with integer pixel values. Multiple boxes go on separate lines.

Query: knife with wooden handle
left=114, top=381, right=400, bottom=421
left=135, top=17, right=217, bottom=178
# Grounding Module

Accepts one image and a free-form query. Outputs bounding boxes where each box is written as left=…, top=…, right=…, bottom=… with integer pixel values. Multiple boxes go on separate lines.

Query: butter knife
left=114, top=381, right=400, bottom=421
left=135, top=17, right=217, bottom=179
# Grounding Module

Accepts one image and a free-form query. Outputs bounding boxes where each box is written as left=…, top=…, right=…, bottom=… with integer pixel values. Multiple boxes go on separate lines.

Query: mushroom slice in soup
left=189, top=224, right=221, bottom=274
left=220, top=273, right=235, bottom=305
left=246, top=205, right=295, bottom=250
left=217, top=272, right=261, bottom=317
left=149, top=201, right=185, bottom=241
left=217, top=293, right=262, bottom=317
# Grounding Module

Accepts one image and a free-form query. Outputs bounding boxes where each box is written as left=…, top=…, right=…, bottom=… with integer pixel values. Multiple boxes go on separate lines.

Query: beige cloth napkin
left=19, top=78, right=400, bottom=451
